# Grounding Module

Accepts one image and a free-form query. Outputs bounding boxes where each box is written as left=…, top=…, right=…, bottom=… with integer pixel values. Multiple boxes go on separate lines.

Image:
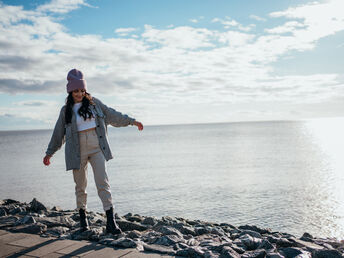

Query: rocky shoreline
left=0, top=198, right=343, bottom=257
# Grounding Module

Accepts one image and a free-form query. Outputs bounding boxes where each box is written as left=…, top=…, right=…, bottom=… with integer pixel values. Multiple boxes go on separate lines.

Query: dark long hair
left=65, top=92, right=95, bottom=124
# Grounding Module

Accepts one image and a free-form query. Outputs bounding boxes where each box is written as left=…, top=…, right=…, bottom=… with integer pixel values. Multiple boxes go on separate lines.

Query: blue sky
left=0, top=0, right=343, bottom=130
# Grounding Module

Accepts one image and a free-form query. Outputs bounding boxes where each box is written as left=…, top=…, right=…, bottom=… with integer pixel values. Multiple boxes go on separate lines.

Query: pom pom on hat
left=66, top=68, right=87, bottom=93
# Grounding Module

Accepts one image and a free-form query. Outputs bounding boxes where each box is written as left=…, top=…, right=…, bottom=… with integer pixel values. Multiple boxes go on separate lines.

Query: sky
left=0, top=0, right=344, bottom=130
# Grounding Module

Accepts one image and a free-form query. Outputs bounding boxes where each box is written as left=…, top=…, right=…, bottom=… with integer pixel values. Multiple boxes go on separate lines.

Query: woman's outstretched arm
left=43, top=106, right=66, bottom=166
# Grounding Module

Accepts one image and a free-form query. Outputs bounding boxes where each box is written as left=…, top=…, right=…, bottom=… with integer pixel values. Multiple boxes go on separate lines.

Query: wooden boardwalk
left=0, top=230, right=170, bottom=258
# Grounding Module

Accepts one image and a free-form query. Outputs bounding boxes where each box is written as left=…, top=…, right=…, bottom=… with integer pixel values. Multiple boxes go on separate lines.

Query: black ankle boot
left=106, top=207, right=122, bottom=235
left=79, top=208, right=89, bottom=231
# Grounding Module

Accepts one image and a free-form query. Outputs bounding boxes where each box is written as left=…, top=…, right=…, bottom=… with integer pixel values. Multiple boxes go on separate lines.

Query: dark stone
left=126, top=215, right=143, bottom=223
left=177, top=246, right=205, bottom=257
left=313, top=249, right=343, bottom=258
left=0, top=207, right=7, bottom=216
left=195, top=226, right=212, bottom=235
left=15, top=215, right=36, bottom=225
left=143, top=243, right=176, bottom=255
left=242, top=249, right=267, bottom=258
left=174, top=223, right=197, bottom=236
left=230, top=244, right=246, bottom=254
left=111, top=237, right=138, bottom=248
left=127, top=230, right=142, bottom=239
left=35, top=216, right=76, bottom=228
left=153, top=225, right=183, bottom=238
left=142, top=217, right=158, bottom=226
left=239, top=230, right=262, bottom=239
left=186, top=238, right=199, bottom=246
left=46, top=226, right=69, bottom=236
left=117, top=219, right=148, bottom=232
left=0, top=216, right=19, bottom=228
left=234, top=234, right=262, bottom=251
left=154, top=234, right=184, bottom=246
left=239, top=225, right=271, bottom=235
left=221, top=246, right=241, bottom=258
left=280, top=247, right=310, bottom=258
left=9, top=206, right=26, bottom=215
left=13, top=222, right=47, bottom=234
left=276, top=238, right=294, bottom=248
left=258, top=239, right=275, bottom=251
left=3, top=199, right=20, bottom=205
left=266, top=253, right=284, bottom=258
left=29, top=198, right=47, bottom=212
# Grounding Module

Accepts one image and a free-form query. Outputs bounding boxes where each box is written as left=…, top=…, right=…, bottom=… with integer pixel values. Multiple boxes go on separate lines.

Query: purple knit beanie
left=66, top=69, right=87, bottom=93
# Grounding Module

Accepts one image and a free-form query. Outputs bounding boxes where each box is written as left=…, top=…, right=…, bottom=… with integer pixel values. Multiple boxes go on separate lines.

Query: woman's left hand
left=134, top=121, right=144, bottom=131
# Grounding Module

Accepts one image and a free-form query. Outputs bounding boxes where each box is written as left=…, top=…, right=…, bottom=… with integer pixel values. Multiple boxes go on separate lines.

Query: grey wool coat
left=45, top=97, right=136, bottom=171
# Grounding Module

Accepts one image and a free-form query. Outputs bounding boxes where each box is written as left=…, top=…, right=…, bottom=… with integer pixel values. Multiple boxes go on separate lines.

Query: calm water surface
left=0, top=119, right=344, bottom=238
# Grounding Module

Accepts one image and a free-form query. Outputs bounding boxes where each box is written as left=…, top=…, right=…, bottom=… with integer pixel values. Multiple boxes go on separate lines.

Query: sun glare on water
left=304, top=117, right=344, bottom=238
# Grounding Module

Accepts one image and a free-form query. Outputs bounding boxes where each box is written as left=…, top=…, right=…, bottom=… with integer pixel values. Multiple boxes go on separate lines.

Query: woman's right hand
left=43, top=155, right=51, bottom=166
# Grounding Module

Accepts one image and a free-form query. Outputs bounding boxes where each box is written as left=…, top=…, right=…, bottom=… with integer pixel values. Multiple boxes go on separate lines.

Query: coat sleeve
left=45, top=106, right=66, bottom=156
left=94, top=97, right=136, bottom=127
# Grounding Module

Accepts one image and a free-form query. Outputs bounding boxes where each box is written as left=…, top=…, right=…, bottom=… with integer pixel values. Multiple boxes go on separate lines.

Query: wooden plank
left=24, top=239, right=75, bottom=257
left=8, top=234, right=52, bottom=248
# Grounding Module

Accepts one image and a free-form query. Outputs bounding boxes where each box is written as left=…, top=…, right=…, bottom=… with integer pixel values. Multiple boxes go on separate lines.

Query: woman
left=43, top=68, right=143, bottom=234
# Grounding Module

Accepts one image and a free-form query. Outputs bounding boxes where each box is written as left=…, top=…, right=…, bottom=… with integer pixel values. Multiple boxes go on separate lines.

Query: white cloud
left=115, top=27, right=137, bottom=36
left=0, top=0, right=344, bottom=127
left=190, top=19, right=198, bottom=23
left=249, top=15, right=266, bottom=22
left=37, top=0, right=94, bottom=14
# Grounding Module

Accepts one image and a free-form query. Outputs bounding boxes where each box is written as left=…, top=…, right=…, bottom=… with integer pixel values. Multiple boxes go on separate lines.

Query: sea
left=0, top=118, right=344, bottom=239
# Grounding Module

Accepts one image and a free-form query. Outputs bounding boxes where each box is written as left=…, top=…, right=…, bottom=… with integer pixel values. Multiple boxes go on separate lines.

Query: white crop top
left=73, top=103, right=97, bottom=132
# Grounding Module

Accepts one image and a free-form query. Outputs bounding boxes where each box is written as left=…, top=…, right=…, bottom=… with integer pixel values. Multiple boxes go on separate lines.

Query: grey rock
left=258, top=239, right=275, bottom=251
left=195, top=225, right=212, bottom=235
left=288, top=237, right=324, bottom=252
left=239, top=230, right=262, bottom=239
left=46, top=226, right=69, bottom=236
left=143, top=243, right=176, bottom=255
left=180, top=246, right=205, bottom=257
left=9, top=206, right=26, bottom=215
left=187, top=238, right=200, bottom=246
left=204, top=250, right=220, bottom=258
left=51, top=206, right=62, bottom=211
left=111, top=237, right=137, bottom=248
left=35, top=216, right=76, bottom=228
left=174, top=222, right=197, bottom=236
left=154, top=234, right=185, bottom=246
left=276, top=238, right=294, bottom=248
left=142, top=216, right=158, bottom=226
left=280, top=247, right=311, bottom=258
left=241, top=249, right=267, bottom=258
left=15, top=215, right=36, bottom=225
left=13, top=222, right=47, bottom=234
left=0, top=207, right=7, bottom=216
left=127, top=230, right=142, bottom=239
left=99, top=237, right=116, bottom=245
left=221, top=246, right=241, bottom=258
left=126, top=215, right=143, bottom=223
left=234, top=234, right=263, bottom=251
left=211, top=227, right=226, bottom=236
left=0, top=215, right=19, bottom=227
left=29, top=198, right=47, bottom=212
left=117, top=219, right=148, bottom=232
left=239, top=225, right=271, bottom=235
left=267, top=235, right=280, bottom=244
left=266, top=252, right=285, bottom=258
left=313, top=249, right=343, bottom=258
left=73, top=227, right=103, bottom=241
left=3, top=199, right=20, bottom=205
left=154, top=225, right=183, bottom=238
left=231, top=244, right=246, bottom=254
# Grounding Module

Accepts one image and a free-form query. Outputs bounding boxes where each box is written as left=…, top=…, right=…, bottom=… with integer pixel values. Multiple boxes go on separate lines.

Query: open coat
left=45, top=97, right=136, bottom=171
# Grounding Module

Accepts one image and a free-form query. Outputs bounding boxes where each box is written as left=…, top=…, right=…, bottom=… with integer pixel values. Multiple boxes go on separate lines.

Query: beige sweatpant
left=72, top=128, right=113, bottom=211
